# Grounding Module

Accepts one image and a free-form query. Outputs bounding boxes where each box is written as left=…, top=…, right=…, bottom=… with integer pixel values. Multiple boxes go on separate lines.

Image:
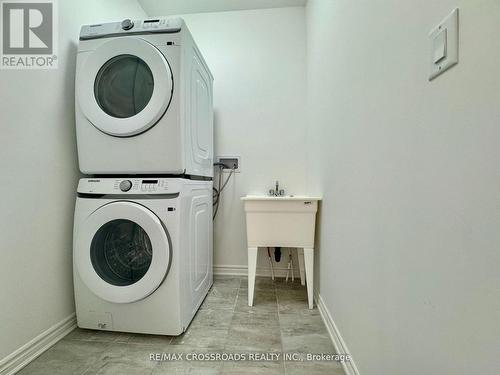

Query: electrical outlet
left=217, top=156, right=241, bottom=172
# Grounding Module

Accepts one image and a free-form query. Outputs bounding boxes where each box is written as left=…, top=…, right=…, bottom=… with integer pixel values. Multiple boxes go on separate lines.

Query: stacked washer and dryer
left=72, top=18, right=214, bottom=335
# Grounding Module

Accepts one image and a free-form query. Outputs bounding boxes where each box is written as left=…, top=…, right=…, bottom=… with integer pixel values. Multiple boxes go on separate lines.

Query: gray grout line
left=276, top=279, right=289, bottom=375
left=270, top=278, right=288, bottom=375
left=79, top=341, right=115, bottom=375
left=220, top=277, right=242, bottom=373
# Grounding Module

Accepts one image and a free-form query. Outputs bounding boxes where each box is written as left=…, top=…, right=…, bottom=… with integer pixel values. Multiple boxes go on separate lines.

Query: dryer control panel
left=80, top=18, right=183, bottom=40
left=78, top=178, right=182, bottom=195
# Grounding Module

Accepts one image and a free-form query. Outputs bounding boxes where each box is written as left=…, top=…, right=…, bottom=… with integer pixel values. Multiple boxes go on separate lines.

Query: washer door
left=77, top=37, right=173, bottom=137
left=75, top=201, right=171, bottom=303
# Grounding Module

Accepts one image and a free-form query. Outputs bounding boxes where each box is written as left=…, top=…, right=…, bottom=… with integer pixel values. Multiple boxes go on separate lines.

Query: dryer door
left=75, top=201, right=171, bottom=303
left=77, top=37, right=173, bottom=137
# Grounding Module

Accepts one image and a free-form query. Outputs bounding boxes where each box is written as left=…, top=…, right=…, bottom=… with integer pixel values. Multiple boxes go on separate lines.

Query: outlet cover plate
left=217, top=156, right=241, bottom=172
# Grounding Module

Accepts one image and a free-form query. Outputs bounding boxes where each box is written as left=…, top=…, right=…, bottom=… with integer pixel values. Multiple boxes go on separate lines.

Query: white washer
left=73, top=177, right=213, bottom=335
left=75, top=18, right=214, bottom=177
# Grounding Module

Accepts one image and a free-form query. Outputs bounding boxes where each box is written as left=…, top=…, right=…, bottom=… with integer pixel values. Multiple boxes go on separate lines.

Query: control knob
left=121, top=19, right=134, bottom=30
left=119, top=180, right=132, bottom=192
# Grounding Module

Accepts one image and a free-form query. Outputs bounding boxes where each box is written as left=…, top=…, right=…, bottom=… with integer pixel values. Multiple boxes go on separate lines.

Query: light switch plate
left=429, top=8, right=459, bottom=81
left=433, top=28, right=447, bottom=63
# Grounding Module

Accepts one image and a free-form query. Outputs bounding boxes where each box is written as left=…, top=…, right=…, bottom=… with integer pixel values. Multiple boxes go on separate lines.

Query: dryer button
left=121, top=19, right=134, bottom=30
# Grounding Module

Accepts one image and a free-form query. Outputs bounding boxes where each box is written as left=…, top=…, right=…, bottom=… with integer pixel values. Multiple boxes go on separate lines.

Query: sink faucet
left=269, top=181, right=285, bottom=197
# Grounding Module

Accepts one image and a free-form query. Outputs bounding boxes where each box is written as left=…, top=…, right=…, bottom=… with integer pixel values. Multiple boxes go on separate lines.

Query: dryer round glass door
left=77, top=37, right=173, bottom=137
left=75, top=201, right=171, bottom=303
left=94, top=55, right=154, bottom=119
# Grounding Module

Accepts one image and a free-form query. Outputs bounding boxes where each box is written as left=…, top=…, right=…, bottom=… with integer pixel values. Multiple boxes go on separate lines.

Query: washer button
left=119, top=180, right=132, bottom=192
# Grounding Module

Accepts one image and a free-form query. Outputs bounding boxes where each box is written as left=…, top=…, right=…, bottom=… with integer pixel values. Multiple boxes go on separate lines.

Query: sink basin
left=241, top=195, right=321, bottom=248
left=241, top=195, right=321, bottom=201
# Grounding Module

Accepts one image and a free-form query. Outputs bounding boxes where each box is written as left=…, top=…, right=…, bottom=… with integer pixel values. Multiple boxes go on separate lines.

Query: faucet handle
left=279, top=189, right=285, bottom=196
left=269, top=189, right=276, bottom=197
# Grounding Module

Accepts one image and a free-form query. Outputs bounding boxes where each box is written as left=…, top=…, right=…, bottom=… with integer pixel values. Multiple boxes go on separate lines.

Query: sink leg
left=248, top=247, right=258, bottom=306
left=304, top=248, right=314, bottom=309
left=298, top=248, right=305, bottom=286
left=267, top=248, right=275, bottom=281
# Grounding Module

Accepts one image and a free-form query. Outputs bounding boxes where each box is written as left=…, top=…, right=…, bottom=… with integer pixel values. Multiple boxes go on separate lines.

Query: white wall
left=139, top=0, right=306, bottom=16
left=306, top=0, right=500, bottom=374
left=175, top=8, right=307, bottom=272
left=0, top=0, right=146, bottom=362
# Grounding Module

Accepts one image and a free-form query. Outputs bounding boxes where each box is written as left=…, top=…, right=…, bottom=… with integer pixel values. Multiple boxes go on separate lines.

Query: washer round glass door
left=76, top=37, right=173, bottom=137
left=75, top=201, right=171, bottom=303
left=90, top=218, right=153, bottom=286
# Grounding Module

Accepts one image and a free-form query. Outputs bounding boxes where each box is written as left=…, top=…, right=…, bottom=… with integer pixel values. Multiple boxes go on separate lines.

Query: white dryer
left=75, top=18, right=214, bottom=177
left=73, top=178, right=213, bottom=335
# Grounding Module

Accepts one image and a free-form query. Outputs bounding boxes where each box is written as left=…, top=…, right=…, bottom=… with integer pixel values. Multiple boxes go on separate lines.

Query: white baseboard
left=0, top=313, right=77, bottom=375
left=214, top=264, right=300, bottom=278
left=316, top=294, right=360, bottom=375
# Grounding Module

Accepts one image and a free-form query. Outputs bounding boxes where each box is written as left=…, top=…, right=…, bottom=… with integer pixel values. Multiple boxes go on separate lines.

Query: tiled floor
left=18, top=277, right=345, bottom=375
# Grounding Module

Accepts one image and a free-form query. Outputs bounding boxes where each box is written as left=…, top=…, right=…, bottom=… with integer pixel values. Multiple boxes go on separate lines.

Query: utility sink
left=241, top=195, right=322, bottom=309
left=241, top=195, right=321, bottom=248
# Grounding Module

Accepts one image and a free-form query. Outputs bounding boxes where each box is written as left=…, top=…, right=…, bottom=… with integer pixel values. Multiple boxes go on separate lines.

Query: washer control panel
left=113, top=179, right=169, bottom=193
left=78, top=178, right=181, bottom=194
left=139, top=179, right=168, bottom=192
